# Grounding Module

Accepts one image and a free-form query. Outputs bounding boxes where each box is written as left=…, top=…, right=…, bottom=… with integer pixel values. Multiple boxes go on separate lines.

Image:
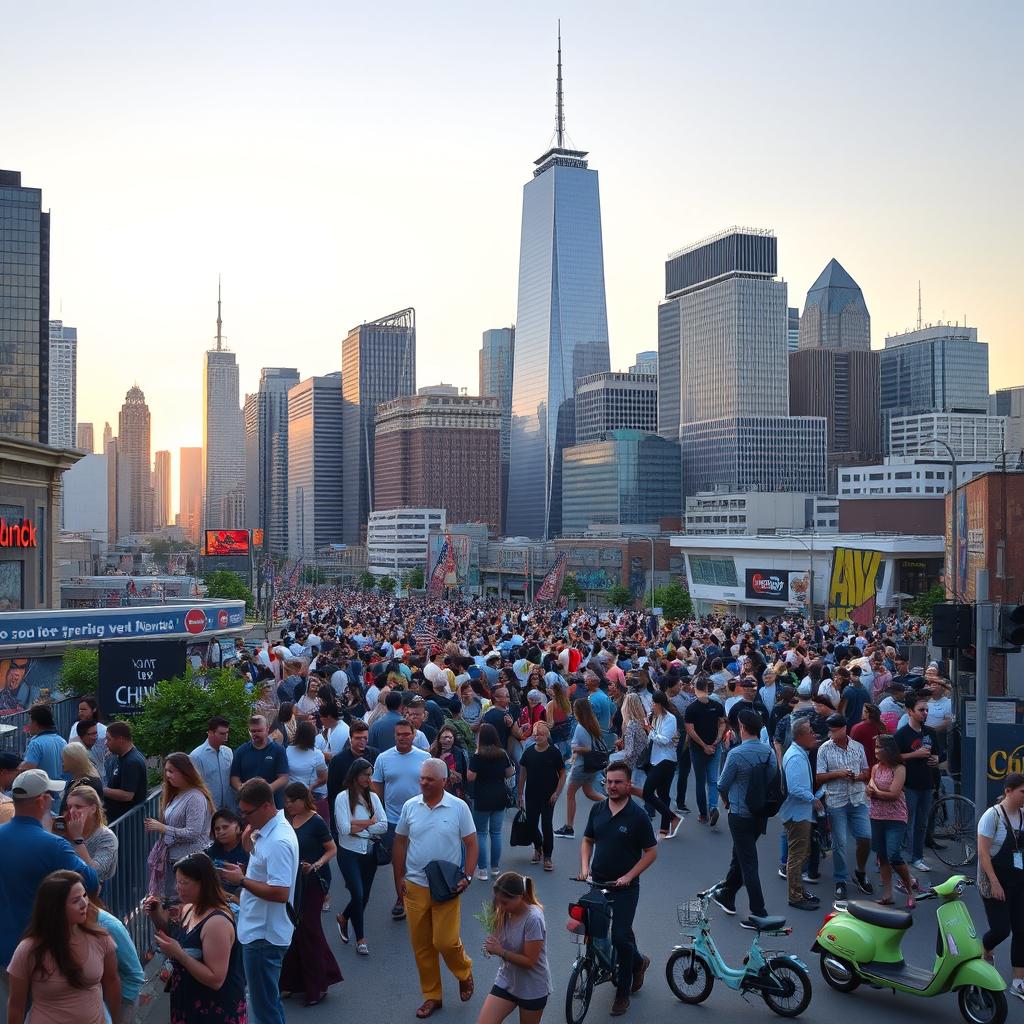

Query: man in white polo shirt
left=393, top=757, right=478, bottom=1019
left=219, top=778, right=299, bottom=1024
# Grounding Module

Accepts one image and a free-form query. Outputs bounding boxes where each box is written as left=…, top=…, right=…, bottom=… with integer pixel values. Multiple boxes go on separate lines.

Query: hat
left=485, top=651, right=501, bottom=662
left=527, top=689, right=545, bottom=703
left=0, top=751, right=21, bottom=771
left=11, top=769, right=65, bottom=799
left=825, top=713, right=847, bottom=729
left=797, top=680, right=812, bottom=697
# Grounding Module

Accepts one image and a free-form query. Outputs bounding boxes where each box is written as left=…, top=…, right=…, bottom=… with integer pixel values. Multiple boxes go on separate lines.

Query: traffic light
left=932, top=603, right=973, bottom=648
left=997, top=604, right=1024, bottom=652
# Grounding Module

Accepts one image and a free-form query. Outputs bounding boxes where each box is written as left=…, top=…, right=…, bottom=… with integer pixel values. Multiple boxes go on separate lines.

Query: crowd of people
left=1, top=585, right=1022, bottom=1024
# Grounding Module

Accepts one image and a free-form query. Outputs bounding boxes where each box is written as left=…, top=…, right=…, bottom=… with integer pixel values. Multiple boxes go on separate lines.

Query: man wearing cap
left=816, top=714, right=872, bottom=901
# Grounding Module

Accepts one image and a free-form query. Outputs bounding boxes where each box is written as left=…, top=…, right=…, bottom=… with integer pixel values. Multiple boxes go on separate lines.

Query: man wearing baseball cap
left=0, top=770, right=99, bottom=988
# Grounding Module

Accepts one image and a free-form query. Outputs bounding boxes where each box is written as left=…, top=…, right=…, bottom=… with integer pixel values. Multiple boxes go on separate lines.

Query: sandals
left=416, top=1000, right=442, bottom=1018
left=459, top=973, right=475, bottom=1002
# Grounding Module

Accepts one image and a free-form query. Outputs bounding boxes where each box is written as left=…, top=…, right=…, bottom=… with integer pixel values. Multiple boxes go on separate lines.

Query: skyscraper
left=340, top=308, right=416, bottom=543
left=506, top=30, right=610, bottom=539
left=47, top=320, right=77, bottom=449
left=0, top=170, right=49, bottom=443
left=574, top=371, right=658, bottom=444
left=787, top=308, right=800, bottom=353
left=479, top=326, right=515, bottom=532
left=628, top=350, right=658, bottom=375
left=288, top=374, right=344, bottom=557
left=76, top=423, right=94, bottom=452
left=202, top=283, right=245, bottom=533
left=117, top=385, right=153, bottom=534
left=152, top=449, right=172, bottom=528
left=178, top=446, right=202, bottom=543
left=244, top=367, right=299, bottom=554
left=797, top=259, right=871, bottom=351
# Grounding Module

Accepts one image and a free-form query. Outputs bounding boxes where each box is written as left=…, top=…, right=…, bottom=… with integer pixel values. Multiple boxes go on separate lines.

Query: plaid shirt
left=817, top=737, right=868, bottom=807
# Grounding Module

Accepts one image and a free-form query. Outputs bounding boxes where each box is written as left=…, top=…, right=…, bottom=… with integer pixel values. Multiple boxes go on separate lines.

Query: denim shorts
left=870, top=817, right=906, bottom=866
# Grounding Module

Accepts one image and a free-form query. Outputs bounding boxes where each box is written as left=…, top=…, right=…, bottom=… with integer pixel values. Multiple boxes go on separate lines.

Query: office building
left=288, top=374, right=344, bottom=557
left=574, top=372, right=658, bottom=444
left=178, top=446, right=202, bottom=544
left=152, top=450, right=172, bottom=528
left=480, top=326, right=515, bottom=532
left=62, top=453, right=108, bottom=540
left=244, top=367, right=299, bottom=553
left=117, top=385, right=153, bottom=534
left=787, top=308, right=800, bottom=353
left=656, top=299, right=681, bottom=441
left=836, top=457, right=994, bottom=497
left=681, top=416, right=827, bottom=496
left=797, top=258, right=871, bottom=351
left=991, top=386, right=1024, bottom=454
left=76, top=423, right=94, bottom=452
left=888, top=412, right=1005, bottom=462
left=417, top=383, right=460, bottom=397
left=506, top=31, right=610, bottom=539
left=561, top=430, right=681, bottom=535
left=340, top=308, right=416, bottom=543
left=220, top=487, right=246, bottom=530
left=629, top=350, right=658, bottom=375
left=367, top=508, right=445, bottom=577
left=202, top=286, right=245, bottom=532
left=685, top=491, right=838, bottom=536
left=47, top=320, right=77, bottom=449
left=0, top=170, right=50, bottom=443
left=374, top=394, right=501, bottom=532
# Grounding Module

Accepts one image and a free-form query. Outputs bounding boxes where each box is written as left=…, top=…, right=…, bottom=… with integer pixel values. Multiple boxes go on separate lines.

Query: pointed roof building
left=798, top=258, right=870, bottom=351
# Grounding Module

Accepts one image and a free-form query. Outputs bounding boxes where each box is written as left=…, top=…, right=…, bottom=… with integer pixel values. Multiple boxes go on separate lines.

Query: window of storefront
left=688, top=555, right=738, bottom=586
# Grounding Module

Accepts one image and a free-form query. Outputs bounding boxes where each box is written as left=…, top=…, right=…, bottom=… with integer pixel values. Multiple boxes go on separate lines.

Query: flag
left=412, top=619, right=440, bottom=649
left=535, top=551, right=569, bottom=603
left=427, top=535, right=456, bottom=596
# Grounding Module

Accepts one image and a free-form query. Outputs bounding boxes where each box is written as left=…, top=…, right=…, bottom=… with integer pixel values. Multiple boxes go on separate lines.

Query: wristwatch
left=72, top=837, right=85, bottom=845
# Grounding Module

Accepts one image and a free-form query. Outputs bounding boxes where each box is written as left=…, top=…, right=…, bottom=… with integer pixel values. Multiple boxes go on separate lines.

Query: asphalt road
left=290, top=789, right=1000, bottom=1024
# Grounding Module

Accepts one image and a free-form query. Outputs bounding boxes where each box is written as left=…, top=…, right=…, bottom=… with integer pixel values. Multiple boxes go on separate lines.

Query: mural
left=574, top=568, right=615, bottom=593
left=0, top=655, right=66, bottom=715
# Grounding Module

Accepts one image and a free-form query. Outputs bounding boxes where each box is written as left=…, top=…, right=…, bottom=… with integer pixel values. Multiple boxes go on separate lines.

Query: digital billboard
left=744, top=568, right=789, bottom=602
left=205, top=530, right=250, bottom=556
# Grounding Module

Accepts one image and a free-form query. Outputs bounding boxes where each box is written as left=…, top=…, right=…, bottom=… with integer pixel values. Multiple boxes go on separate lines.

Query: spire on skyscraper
left=556, top=20, right=565, bottom=149
left=215, top=275, right=223, bottom=351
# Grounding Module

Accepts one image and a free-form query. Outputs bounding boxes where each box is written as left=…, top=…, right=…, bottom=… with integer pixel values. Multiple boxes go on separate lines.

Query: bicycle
left=564, top=880, right=624, bottom=1024
left=665, top=887, right=813, bottom=1017
left=929, top=791, right=977, bottom=868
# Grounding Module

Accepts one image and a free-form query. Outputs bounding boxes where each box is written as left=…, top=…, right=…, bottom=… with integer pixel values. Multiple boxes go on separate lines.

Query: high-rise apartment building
left=374, top=394, right=501, bottom=532
left=117, top=386, right=153, bottom=534
left=628, top=350, right=658, bottom=375
left=888, top=412, right=1005, bottom=462
left=340, top=308, right=416, bottom=543
left=0, top=170, right=50, bottom=442
left=479, top=326, right=515, bottom=532
left=76, top=423, right=94, bottom=452
left=244, top=367, right=299, bottom=553
left=797, top=259, right=871, bottom=351
left=202, top=286, right=245, bottom=532
left=991, top=386, right=1024, bottom=454
left=152, top=450, right=172, bottom=528
left=574, top=372, right=657, bottom=444
left=178, top=446, right=202, bottom=543
left=47, top=320, right=77, bottom=449
left=506, top=32, right=610, bottom=539
left=288, top=374, right=344, bottom=557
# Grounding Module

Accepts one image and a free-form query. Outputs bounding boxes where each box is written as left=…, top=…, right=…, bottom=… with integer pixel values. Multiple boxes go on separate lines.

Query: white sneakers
left=911, top=859, right=931, bottom=872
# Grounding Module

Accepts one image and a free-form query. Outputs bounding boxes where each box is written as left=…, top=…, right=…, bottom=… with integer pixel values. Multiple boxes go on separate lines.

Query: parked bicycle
left=666, top=887, right=812, bottom=1017
left=564, top=880, right=621, bottom=1024
left=929, top=791, right=977, bottom=868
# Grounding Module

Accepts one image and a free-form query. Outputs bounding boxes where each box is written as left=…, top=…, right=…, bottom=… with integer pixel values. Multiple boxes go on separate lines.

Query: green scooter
left=813, top=874, right=1007, bottom=1024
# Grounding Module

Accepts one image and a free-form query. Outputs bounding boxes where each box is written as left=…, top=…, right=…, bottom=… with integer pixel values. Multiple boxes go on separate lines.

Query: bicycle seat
left=747, top=915, right=787, bottom=932
left=846, top=899, right=913, bottom=931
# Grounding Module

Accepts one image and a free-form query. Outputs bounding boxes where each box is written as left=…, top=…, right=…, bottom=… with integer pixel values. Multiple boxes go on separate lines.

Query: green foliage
left=403, top=566, right=425, bottom=590
left=378, top=575, right=397, bottom=595
left=204, top=569, right=254, bottom=612
left=357, top=570, right=376, bottom=591
left=560, top=575, right=584, bottom=602
left=908, top=584, right=947, bottom=619
left=653, top=580, right=693, bottom=622
left=146, top=537, right=194, bottom=556
left=607, top=583, right=633, bottom=609
left=59, top=647, right=99, bottom=696
left=302, top=565, right=326, bottom=586
left=132, top=667, right=257, bottom=759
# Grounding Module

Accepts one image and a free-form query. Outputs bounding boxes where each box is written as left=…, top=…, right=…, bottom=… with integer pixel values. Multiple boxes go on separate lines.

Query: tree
left=653, top=580, right=693, bottom=622
left=378, top=575, right=397, bottom=595
left=607, top=583, right=633, bottom=609
left=59, top=647, right=99, bottom=696
left=357, top=570, right=376, bottom=591
left=132, top=666, right=256, bottom=759
left=907, top=584, right=946, bottom=619
left=403, top=566, right=425, bottom=590
left=560, top=575, right=584, bottom=602
left=204, top=570, right=254, bottom=612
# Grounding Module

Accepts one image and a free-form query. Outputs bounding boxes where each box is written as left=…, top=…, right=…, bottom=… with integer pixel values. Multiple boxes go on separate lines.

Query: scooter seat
left=846, top=899, right=913, bottom=931
left=748, top=914, right=787, bottom=932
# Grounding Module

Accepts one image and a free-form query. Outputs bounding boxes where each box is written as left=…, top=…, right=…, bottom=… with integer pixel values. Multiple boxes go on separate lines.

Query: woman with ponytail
left=476, top=871, right=551, bottom=1024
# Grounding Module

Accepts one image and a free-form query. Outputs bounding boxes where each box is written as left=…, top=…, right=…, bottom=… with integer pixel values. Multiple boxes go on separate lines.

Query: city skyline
left=3, top=3, right=1022, bottom=512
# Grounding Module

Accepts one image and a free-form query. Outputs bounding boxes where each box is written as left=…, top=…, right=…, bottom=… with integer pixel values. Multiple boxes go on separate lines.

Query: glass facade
left=665, top=229, right=776, bottom=298
left=507, top=157, right=610, bottom=539
left=797, top=258, right=871, bottom=351
left=480, top=327, right=515, bottom=532
left=202, top=349, right=245, bottom=531
left=574, top=372, right=657, bottom=444
left=657, top=299, right=681, bottom=441
left=47, top=320, right=77, bottom=449
left=0, top=171, right=49, bottom=442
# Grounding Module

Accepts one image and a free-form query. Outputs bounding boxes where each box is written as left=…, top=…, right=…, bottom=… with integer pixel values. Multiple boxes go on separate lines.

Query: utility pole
left=975, top=569, right=995, bottom=812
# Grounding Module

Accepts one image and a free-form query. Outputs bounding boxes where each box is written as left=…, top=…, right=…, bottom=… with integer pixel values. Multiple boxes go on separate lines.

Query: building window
left=688, top=556, right=738, bottom=587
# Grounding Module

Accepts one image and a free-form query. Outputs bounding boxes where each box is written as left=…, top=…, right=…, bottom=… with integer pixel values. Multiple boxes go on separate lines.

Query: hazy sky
left=4, top=1, right=1021, bottom=512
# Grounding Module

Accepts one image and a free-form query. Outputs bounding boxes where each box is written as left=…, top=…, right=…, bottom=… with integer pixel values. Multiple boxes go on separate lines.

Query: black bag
left=639, top=739, right=654, bottom=772
left=425, top=859, right=464, bottom=903
left=581, top=736, right=609, bottom=774
left=746, top=753, right=784, bottom=818
left=509, top=808, right=534, bottom=847
left=374, top=830, right=393, bottom=867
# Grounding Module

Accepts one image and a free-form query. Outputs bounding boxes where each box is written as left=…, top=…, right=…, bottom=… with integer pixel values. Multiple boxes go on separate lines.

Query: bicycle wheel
left=666, top=947, right=714, bottom=1004
left=761, top=957, right=812, bottom=1018
left=929, top=794, right=977, bottom=867
left=565, top=956, right=595, bottom=1024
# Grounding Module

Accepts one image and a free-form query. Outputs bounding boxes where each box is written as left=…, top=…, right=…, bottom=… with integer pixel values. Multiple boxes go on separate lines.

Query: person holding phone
left=895, top=690, right=939, bottom=873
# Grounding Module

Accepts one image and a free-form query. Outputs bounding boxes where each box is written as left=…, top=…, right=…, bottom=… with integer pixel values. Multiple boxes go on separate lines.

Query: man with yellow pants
left=393, top=757, right=479, bottom=1019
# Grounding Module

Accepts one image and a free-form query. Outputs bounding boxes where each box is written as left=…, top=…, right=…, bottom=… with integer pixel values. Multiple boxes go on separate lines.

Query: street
left=289, top=788, right=997, bottom=1024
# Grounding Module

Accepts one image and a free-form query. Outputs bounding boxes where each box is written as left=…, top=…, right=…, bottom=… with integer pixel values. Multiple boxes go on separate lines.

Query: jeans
left=720, top=813, right=768, bottom=917
left=828, top=802, right=871, bottom=882
left=473, top=807, right=505, bottom=871
left=870, top=818, right=906, bottom=866
left=642, top=760, right=677, bottom=832
left=688, top=744, right=721, bottom=819
left=603, top=883, right=642, bottom=998
left=675, top=739, right=691, bottom=807
left=903, top=787, right=933, bottom=863
left=338, top=846, right=378, bottom=940
left=242, top=938, right=289, bottom=1024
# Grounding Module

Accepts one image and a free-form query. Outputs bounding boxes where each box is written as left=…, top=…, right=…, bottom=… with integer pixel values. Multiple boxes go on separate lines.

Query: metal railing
left=0, top=695, right=82, bottom=756
left=107, top=788, right=162, bottom=958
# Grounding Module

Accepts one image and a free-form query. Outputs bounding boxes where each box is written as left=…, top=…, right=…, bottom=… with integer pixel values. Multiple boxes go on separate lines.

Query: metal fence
left=107, top=788, right=163, bottom=958
left=0, top=696, right=82, bottom=756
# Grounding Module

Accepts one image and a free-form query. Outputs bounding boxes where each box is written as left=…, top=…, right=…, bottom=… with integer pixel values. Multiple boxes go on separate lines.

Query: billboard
left=252, top=528, right=265, bottom=549
left=205, top=530, right=250, bottom=556
left=744, top=568, right=789, bottom=602
left=98, top=639, right=187, bottom=718
left=827, top=547, right=884, bottom=624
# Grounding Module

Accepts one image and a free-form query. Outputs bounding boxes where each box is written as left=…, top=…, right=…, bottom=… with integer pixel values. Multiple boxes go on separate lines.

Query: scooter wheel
left=958, top=986, right=1007, bottom=1024
left=818, top=953, right=860, bottom=993
left=666, top=948, right=714, bottom=1004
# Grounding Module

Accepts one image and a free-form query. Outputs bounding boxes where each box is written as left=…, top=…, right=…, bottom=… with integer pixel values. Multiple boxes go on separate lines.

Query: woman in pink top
left=866, top=735, right=915, bottom=908
left=7, top=869, right=120, bottom=1024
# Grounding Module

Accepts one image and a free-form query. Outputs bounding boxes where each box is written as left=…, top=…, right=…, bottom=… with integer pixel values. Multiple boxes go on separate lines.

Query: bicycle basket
left=575, top=892, right=611, bottom=941
left=676, top=898, right=707, bottom=931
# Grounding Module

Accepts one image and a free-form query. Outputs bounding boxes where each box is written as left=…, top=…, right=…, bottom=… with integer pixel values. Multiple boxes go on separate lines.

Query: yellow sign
left=827, top=547, right=883, bottom=624
left=990, top=744, right=1024, bottom=780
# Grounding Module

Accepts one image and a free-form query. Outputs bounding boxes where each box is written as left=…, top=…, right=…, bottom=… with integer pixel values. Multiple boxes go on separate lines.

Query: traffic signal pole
left=975, top=569, right=995, bottom=812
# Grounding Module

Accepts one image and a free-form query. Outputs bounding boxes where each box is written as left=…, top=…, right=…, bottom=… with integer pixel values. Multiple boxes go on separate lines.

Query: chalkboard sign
left=98, top=639, right=187, bottom=718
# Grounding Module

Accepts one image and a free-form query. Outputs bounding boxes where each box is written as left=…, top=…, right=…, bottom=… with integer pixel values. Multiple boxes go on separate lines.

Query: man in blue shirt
left=781, top=719, right=822, bottom=910
left=18, top=704, right=67, bottom=784
left=585, top=671, right=616, bottom=752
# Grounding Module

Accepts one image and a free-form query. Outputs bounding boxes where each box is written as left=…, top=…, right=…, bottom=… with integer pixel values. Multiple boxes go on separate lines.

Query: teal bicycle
left=666, top=887, right=813, bottom=1017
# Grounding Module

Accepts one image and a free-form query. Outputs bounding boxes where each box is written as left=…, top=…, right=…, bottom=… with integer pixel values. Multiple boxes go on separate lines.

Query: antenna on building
left=215, top=275, right=223, bottom=351
left=555, top=20, right=565, bottom=148
left=916, top=280, right=922, bottom=331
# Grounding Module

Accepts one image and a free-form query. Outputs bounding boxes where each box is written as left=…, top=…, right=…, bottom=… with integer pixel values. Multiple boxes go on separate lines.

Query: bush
left=357, top=570, right=376, bottom=591
left=653, top=580, right=693, bottom=622
left=908, top=584, right=946, bottom=619
left=59, top=647, right=99, bottom=696
left=607, top=583, right=633, bottom=609
left=131, top=667, right=256, bottom=759
left=204, top=570, right=254, bottom=613
left=560, top=575, right=584, bottom=602
left=403, top=566, right=425, bottom=590
left=379, top=575, right=397, bottom=595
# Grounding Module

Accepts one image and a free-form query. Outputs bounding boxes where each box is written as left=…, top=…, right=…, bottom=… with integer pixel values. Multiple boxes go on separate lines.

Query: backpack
left=746, top=752, right=784, bottom=818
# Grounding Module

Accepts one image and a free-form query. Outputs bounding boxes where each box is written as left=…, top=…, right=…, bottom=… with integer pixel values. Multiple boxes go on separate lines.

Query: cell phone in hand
left=52, top=815, right=66, bottom=833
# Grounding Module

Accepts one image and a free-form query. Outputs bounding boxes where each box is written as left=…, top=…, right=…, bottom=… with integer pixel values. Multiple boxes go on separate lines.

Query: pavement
left=287, top=786, right=1002, bottom=1024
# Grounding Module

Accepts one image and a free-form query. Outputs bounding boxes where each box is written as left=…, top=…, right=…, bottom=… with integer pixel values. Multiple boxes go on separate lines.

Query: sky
left=3, top=1, right=1022, bottom=514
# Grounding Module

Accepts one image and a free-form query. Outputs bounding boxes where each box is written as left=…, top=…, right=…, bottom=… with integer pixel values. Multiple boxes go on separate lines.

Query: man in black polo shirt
left=580, top=761, right=658, bottom=1016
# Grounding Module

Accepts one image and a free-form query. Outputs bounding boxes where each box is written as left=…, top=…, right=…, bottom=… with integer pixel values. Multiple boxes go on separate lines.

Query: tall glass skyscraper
left=480, top=326, right=515, bottom=533
left=506, top=32, right=610, bottom=539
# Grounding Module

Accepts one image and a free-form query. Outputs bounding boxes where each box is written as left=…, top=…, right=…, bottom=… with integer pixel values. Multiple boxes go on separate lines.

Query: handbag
left=509, top=808, right=534, bottom=847
left=425, top=859, right=464, bottom=903
left=581, top=736, right=609, bottom=774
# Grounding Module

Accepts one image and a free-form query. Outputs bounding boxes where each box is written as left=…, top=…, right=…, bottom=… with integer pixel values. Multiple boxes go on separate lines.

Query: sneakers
left=711, top=891, right=736, bottom=915
left=789, top=898, right=821, bottom=911
left=911, top=859, right=931, bottom=873
left=698, top=815, right=709, bottom=825
left=835, top=881, right=848, bottom=900
left=709, top=808, right=720, bottom=827
left=475, top=868, right=489, bottom=881
left=1009, top=981, right=1024, bottom=1002
left=854, top=871, right=875, bottom=896
left=631, top=955, right=651, bottom=993
left=803, top=872, right=821, bottom=884
left=777, top=867, right=788, bottom=880
left=739, top=917, right=759, bottom=930
left=554, top=825, right=575, bottom=838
